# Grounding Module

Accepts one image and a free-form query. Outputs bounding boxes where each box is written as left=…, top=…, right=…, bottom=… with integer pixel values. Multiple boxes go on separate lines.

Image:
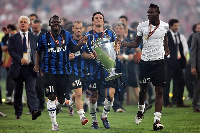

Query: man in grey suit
left=190, top=32, right=200, bottom=112
left=8, top=15, right=41, bottom=119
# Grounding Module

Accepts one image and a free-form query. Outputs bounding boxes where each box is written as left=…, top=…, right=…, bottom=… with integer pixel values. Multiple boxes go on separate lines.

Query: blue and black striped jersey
left=69, top=38, right=85, bottom=77
left=82, top=29, right=116, bottom=80
left=37, top=30, right=75, bottom=74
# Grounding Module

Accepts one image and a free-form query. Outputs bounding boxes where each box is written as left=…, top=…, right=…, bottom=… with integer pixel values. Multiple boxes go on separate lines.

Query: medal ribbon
left=50, top=32, right=65, bottom=46
left=147, top=23, right=160, bottom=39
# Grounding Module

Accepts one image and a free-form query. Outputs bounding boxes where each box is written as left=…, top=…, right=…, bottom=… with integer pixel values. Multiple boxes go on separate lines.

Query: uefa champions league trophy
left=92, top=37, right=122, bottom=81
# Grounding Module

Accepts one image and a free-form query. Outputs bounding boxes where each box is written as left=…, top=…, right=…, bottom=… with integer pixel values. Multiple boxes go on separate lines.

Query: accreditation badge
left=23, top=53, right=29, bottom=61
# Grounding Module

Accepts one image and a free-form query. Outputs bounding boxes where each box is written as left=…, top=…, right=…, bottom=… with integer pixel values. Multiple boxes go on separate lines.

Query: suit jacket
left=190, top=32, right=200, bottom=72
left=166, top=31, right=186, bottom=68
left=8, top=32, right=37, bottom=78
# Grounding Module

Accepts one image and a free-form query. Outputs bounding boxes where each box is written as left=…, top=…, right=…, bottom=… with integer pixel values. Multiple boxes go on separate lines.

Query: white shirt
left=169, top=29, right=188, bottom=56
left=137, top=20, right=169, bottom=61
left=19, top=30, right=31, bottom=64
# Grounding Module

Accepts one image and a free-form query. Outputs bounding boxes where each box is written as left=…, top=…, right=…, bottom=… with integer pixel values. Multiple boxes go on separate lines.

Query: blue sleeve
left=82, top=44, right=87, bottom=52
left=109, top=30, right=116, bottom=42
left=83, top=33, right=93, bottom=53
left=36, top=35, right=44, bottom=52
left=67, top=32, right=76, bottom=52
left=1, top=42, right=4, bottom=46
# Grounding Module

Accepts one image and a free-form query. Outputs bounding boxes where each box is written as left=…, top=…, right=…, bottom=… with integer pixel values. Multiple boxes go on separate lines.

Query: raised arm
left=122, top=35, right=142, bottom=48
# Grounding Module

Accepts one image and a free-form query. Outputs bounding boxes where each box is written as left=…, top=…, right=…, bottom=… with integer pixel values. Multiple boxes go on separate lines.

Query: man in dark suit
left=26, top=19, right=46, bottom=115
left=191, top=31, right=200, bottom=112
left=164, top=19, right=189, bottom=108
left=8, top=15, right=41, bottom=120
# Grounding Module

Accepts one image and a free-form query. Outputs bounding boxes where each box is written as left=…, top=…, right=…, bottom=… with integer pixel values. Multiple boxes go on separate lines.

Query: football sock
left=89, top=102, right=98, bottom=122
left=102, top=98, right=113, bottom=118
left=154, top=112, right=162, bottom=122
left=47, top=99, right=57, bottom=125
left=138, top=103, right=145, bottom=113
left=77, top=109, right=85, bottom=120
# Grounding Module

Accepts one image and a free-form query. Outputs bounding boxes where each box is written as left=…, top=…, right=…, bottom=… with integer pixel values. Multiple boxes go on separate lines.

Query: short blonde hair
left=18, top=16, right=30, bottom=24
left=73, top=20, right=82, bottom=27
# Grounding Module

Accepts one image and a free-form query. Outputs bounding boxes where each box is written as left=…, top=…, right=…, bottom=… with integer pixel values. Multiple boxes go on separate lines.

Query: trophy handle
left=105, top=72, right=122, bottom=81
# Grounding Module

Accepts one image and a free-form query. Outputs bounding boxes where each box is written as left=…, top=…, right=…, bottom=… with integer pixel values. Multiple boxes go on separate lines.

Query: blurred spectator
left=32, top=19, right=47, bottom=36
left=184, top=23, right=200, bottom=100
left=85, top=24, right=93, bottom=33
left=61, top=17, right=68, bottom=30
left=130, top=21, right=139, bottom=32
left=119, top=16, right=141, bottom=106
left=1, top=24, right=17, bottom=105
left=28, top=13, right=38, bottom=32
left=0, top=44, right=2, bottom=105
left=190, top=30, right=200, bottom=112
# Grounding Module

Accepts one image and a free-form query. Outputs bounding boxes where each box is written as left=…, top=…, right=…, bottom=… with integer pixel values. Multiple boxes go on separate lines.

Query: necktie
left=23, top=33, right=27, bottom=53
left=174, top=35, right=178, bottom=46
left=174, top=34, right=180, bottom=59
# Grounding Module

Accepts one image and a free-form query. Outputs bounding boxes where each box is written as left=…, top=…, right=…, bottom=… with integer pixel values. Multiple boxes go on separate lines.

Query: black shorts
left=139, top=59, right=166, bottom=87
left=44, top=73, right=68, bottom=97
left=68, top=74, right=82, bottom=90
left=81, top=77, right=87, bottom=91
left=88, top=78, right=116, bottom=91
left=127, top=61, right=139, bottom=87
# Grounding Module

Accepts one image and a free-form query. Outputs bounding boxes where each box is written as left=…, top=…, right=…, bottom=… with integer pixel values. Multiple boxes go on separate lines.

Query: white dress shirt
left=169, top=29, right=189, bottom=56
left=19, top=30, right=31, bottom=64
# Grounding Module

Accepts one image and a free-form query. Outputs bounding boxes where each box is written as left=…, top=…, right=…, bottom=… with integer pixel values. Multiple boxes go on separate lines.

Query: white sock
left=89, top=102, right=97, bottom=122
left=138, top=103, right=145, bottom=113
left=47, top=100, right=57, bottom=125
left=69, top=100, right=74, bottom=107
left=154, top=112, right=162, bottom=122
left=77, top=109, right=85, bottom=120
left=84, top=97, right=89, bottom=105
left=102, top=98, right=113, bottom=118
left=55, top=100, right=63, bottom=110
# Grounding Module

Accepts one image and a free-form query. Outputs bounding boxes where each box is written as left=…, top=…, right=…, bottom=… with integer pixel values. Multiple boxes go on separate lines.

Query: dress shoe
left=0, top=112, right=7, bottom=117
left=176, top=103, right=190, bottom=108
left=194, top=108, right=200, bottom=112
left=15, top=115, right=21, bottom=119
left=145, top=103, right=152, bottom=111
left=116, top=108, right=125, bottom=113
left=26, top=112, right=31, bottom=115
left=5, top=99, right=13, bottom=105
left=32, top=110, right=41, bottom=120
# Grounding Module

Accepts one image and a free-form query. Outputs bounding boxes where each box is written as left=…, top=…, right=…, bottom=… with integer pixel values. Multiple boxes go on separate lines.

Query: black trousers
left=28, top=75, right=45, bottom=111
left=13, top=65, right=38, bottom=116
left=193, top=72, right=200, bottom=109
left=184, top=64, right=195, bottom=98
left=6, top=67, right=14, bottom=97
left=164, top=61, right=185, bottom=106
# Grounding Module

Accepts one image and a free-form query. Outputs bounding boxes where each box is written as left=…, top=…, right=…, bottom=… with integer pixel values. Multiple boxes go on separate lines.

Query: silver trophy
left=92, top=37, right=122, bottom=81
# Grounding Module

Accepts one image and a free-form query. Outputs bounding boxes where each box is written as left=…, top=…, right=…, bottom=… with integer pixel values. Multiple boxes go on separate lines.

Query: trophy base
left=105, top=73, right=122, bottom=81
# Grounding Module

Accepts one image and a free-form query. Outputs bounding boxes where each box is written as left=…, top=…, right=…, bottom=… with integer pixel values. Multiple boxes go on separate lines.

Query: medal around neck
left=92, top=37, right=122, bottom=81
